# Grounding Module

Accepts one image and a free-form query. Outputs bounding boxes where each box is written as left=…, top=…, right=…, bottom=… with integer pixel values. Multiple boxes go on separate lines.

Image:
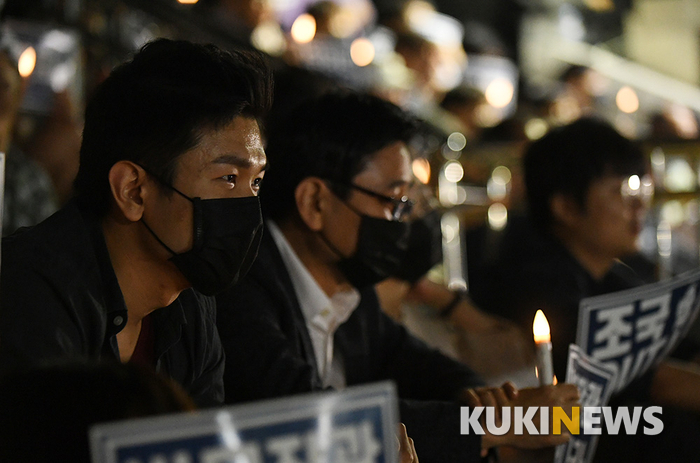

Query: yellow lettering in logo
left=553, top=407, right=579, bottom=435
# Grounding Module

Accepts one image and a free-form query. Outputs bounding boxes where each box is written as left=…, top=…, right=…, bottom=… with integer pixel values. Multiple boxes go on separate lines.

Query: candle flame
left=553, top=375, right=558, bottom=385
left=533, top=309, right=551, bottom=343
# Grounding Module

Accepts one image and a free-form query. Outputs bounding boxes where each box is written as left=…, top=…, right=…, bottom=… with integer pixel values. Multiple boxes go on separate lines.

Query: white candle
left=533, top=309, right=554, bottom=386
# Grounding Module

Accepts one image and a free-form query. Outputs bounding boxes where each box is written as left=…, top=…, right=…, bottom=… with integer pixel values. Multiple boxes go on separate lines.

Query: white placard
left=554, top=344, right=618, bottom=463
left=91, top=382, right=398, bottom=463
left=576, top=268, right=700, bottom=393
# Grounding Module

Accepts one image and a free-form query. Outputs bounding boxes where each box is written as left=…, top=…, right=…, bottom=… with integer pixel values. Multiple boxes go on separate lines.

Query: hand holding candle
left=533, top=309, right=554, bottom=386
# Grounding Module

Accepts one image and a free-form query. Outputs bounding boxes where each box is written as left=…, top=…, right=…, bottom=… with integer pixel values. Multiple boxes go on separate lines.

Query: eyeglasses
left=329, top=181, right=415, bottom=221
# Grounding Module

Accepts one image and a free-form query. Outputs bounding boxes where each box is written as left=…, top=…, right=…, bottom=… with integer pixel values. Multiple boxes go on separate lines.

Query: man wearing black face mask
left=0, top=39, right=272, bottom=407
left=216, top=92, right=580, bottom=461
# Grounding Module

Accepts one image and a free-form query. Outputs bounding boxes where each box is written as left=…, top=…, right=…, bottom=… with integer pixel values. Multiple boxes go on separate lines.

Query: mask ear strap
left=141, top=218, right=178, bottom=257
left=324, top=180, right=363, bottom=218
left=134, top=162, right=194, bottom=203
left=317, top=229, right=350, bottom=261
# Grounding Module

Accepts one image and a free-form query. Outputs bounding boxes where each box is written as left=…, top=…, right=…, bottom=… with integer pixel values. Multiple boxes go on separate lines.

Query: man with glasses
left=216, top=92, right=580, bottom=461
left=471, top=117, right=700, bottom=461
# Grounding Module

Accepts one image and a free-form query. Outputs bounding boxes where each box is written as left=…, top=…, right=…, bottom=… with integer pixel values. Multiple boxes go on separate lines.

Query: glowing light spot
left=656, top=220, right=672, bottom=257
left=291, top=14, right=316, bottom=44
left=492, top=166, right=512, bottom=185
left=487, top=178, right=507, bottom=201
left=177, top=0, right=198, bottom=4
left=524, top=118, right=548, bottom=140
left=616, top=86, right=639, bottom=114
left=487, top=203, right=508, bottom=231
left=444, top=161, right=464, bottom=183
left=628, top=175, right=641, bottom=191
left=412, top=158, right=431, bottom=184
left=584, top=0, right=614, bottom=12
left=446, top=132, right=467, bottom=152
left=350, top=38, right=375, bottom=67
left=251, top=21, right=287, bottom=56
left=484, top=78, right=514, bottom=109
left=18, top=46, right=36, bottom=78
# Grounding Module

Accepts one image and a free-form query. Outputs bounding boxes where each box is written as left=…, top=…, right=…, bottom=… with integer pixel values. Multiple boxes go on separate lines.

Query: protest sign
left=576, top=268, right=700, bottom=394
left=91, top=382, right=398, bottom=463
left=554, top=344, right=618, bottom=463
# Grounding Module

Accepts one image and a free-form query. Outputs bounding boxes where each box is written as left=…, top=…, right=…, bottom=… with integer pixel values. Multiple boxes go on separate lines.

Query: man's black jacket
left=216, top=223, right=484, bottom=462
left=0, top=202, right=225, bottom=407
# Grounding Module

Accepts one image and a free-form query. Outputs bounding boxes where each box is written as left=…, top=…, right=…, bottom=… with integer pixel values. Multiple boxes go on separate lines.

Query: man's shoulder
left=178, top=288, right=216, bottom=318
left=2, top=202, right=98, bottom=285
left=4, top=202, right=85, bottom=247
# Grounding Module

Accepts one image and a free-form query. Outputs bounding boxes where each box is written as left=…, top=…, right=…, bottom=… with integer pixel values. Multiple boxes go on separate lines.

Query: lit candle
left=533, top=309, right=554, bottom=386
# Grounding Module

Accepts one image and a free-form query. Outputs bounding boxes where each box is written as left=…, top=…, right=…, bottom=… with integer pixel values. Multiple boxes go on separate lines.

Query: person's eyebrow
left=211, top=154, right=268, bottom=171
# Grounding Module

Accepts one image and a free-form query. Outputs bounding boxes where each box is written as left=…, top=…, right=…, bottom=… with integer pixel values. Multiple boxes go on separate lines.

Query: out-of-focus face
left=566, top=174, right=649, bottom=260
left=322, top=141, right=413, bottom=258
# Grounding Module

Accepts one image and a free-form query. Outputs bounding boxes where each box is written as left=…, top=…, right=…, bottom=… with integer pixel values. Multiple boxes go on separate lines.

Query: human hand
left=461, top=382, right=519, bottom=457
left=461, top=381, right=519, bottom=425
left=467, top=383, right=579, bottom=452
left=397, top=423, right=419, bottom=463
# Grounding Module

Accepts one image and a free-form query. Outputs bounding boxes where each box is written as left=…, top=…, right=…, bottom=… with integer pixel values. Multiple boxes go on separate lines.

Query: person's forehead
left=593, top=172, right=632, bottom=186
left=179, top=117, right=266, bottom=171
left=353, top=141, right=411, bottom=186
left=363, top=141, right=410, bottom=171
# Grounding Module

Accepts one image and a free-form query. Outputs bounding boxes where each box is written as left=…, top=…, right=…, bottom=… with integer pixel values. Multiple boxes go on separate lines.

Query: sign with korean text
left=576, top=268, right=700, bottom=394
left=90, top=382, right=398, bottom=463
left=554, top=344, right=617, bottom=463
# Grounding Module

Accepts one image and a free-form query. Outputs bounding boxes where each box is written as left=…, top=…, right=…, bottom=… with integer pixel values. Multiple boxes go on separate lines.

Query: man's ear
left=550, top=193, right=583, bottom=228
left=108, top=161, right=149, bottom=222
left=294, top=177, right=329, bottom=232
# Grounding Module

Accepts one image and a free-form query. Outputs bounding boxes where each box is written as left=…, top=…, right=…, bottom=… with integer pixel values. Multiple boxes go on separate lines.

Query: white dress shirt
left=268, top=221, right=360, bottom=389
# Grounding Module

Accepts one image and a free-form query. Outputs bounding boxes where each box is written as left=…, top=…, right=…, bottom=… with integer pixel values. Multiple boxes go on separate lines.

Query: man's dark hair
left=523, top=117, right=646, bottom=232
left=74, top=38, right=273, bottom=215
left=261, top=92, right=417, bottom=222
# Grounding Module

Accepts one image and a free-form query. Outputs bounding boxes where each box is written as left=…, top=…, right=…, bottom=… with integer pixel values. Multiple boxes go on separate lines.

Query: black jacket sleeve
left=183, top=294, right=226, bottom=408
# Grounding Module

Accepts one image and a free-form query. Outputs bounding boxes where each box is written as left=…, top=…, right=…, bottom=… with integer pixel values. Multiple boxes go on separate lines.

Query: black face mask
left=320, top=200, right=410, bottom=289
left=141, top=178, right=263, bottom=296
left=392, top=209, right=444, bottom=283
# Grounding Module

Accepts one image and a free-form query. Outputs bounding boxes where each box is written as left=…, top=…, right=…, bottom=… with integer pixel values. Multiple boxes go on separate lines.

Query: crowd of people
left=1, top=1, right=700, bottom=462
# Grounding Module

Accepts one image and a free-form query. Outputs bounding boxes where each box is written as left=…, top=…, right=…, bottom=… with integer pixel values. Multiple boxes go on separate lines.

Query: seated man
left=216, top=92, right=579, bottom=461
left=472, top=117, right=700, bottom=461
left=0, top=39, right=272, bottom=407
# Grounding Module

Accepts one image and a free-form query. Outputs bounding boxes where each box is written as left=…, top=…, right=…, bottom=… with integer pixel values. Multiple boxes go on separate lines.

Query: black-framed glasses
left=332, top=181, right=414, bottom=221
